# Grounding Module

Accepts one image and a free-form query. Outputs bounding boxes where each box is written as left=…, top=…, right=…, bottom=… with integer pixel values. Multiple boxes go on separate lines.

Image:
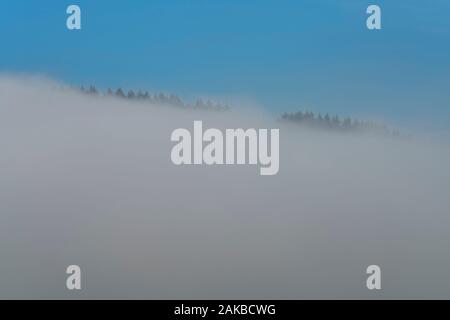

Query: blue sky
left=1, top=0, right=449, bottom=130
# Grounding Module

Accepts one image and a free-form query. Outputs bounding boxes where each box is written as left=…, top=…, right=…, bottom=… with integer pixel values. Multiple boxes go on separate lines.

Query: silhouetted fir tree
left=127, top=90, right=136, bottom=99
left=324, top=113, right=331, bottom=127
left=76, top=85, right=230, bottom=112
left=195, top=99, right=206, bottom=109
left=317, top=113, right=324, bottom=123
left=343, top=117, right=352, bottom=130
left=157, top=92, right=166, bottom=104
left=281, top=110, right=396, bottom=136
left=168, top=94, right=183, bottom=107
left=88, top=85, right=98, bottom=95
left=115, top=88, right=125, bottom=98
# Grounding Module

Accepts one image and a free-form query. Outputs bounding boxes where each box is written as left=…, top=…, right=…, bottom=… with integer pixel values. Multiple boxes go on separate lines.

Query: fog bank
left=1, top=76, right=449, bottom=299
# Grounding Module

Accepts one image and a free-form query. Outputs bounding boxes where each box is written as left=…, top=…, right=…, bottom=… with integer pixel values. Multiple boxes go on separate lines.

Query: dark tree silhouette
left=77, top=85, right=230, bottom=111
left=127, top=90, right=136, bottom=99
left=281, top=110, right=396, bottom=136
left=88, top=85, right=98, bottom=95
left=115, top=88, right=125, bottom=98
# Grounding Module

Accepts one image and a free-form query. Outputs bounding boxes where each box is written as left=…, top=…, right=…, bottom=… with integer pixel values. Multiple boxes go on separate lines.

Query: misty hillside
left=79, top=85, right=230, bottom=112
left=281, top=111, right=402, bottom=137
left=78, top=85, right=401, bottom=137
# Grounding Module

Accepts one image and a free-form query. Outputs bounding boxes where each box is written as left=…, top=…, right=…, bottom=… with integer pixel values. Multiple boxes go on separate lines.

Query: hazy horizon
left=2, top=0, right=450, bottom=132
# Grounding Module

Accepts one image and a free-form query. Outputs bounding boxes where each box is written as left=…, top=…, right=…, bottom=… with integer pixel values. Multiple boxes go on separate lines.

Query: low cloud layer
left=0, top=76, right=449, bottom=299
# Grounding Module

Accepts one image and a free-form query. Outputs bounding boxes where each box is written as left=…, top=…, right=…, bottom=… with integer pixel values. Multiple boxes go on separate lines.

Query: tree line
left=281, top=111, right=401, bottom=136
left=79, top=85, right=230, bottom=111
left=78, top=85, right=402, bottom=137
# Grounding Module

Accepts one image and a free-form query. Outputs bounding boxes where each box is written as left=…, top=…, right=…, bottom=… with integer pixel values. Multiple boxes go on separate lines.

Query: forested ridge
left=79, top=85, right=402, bottom=137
